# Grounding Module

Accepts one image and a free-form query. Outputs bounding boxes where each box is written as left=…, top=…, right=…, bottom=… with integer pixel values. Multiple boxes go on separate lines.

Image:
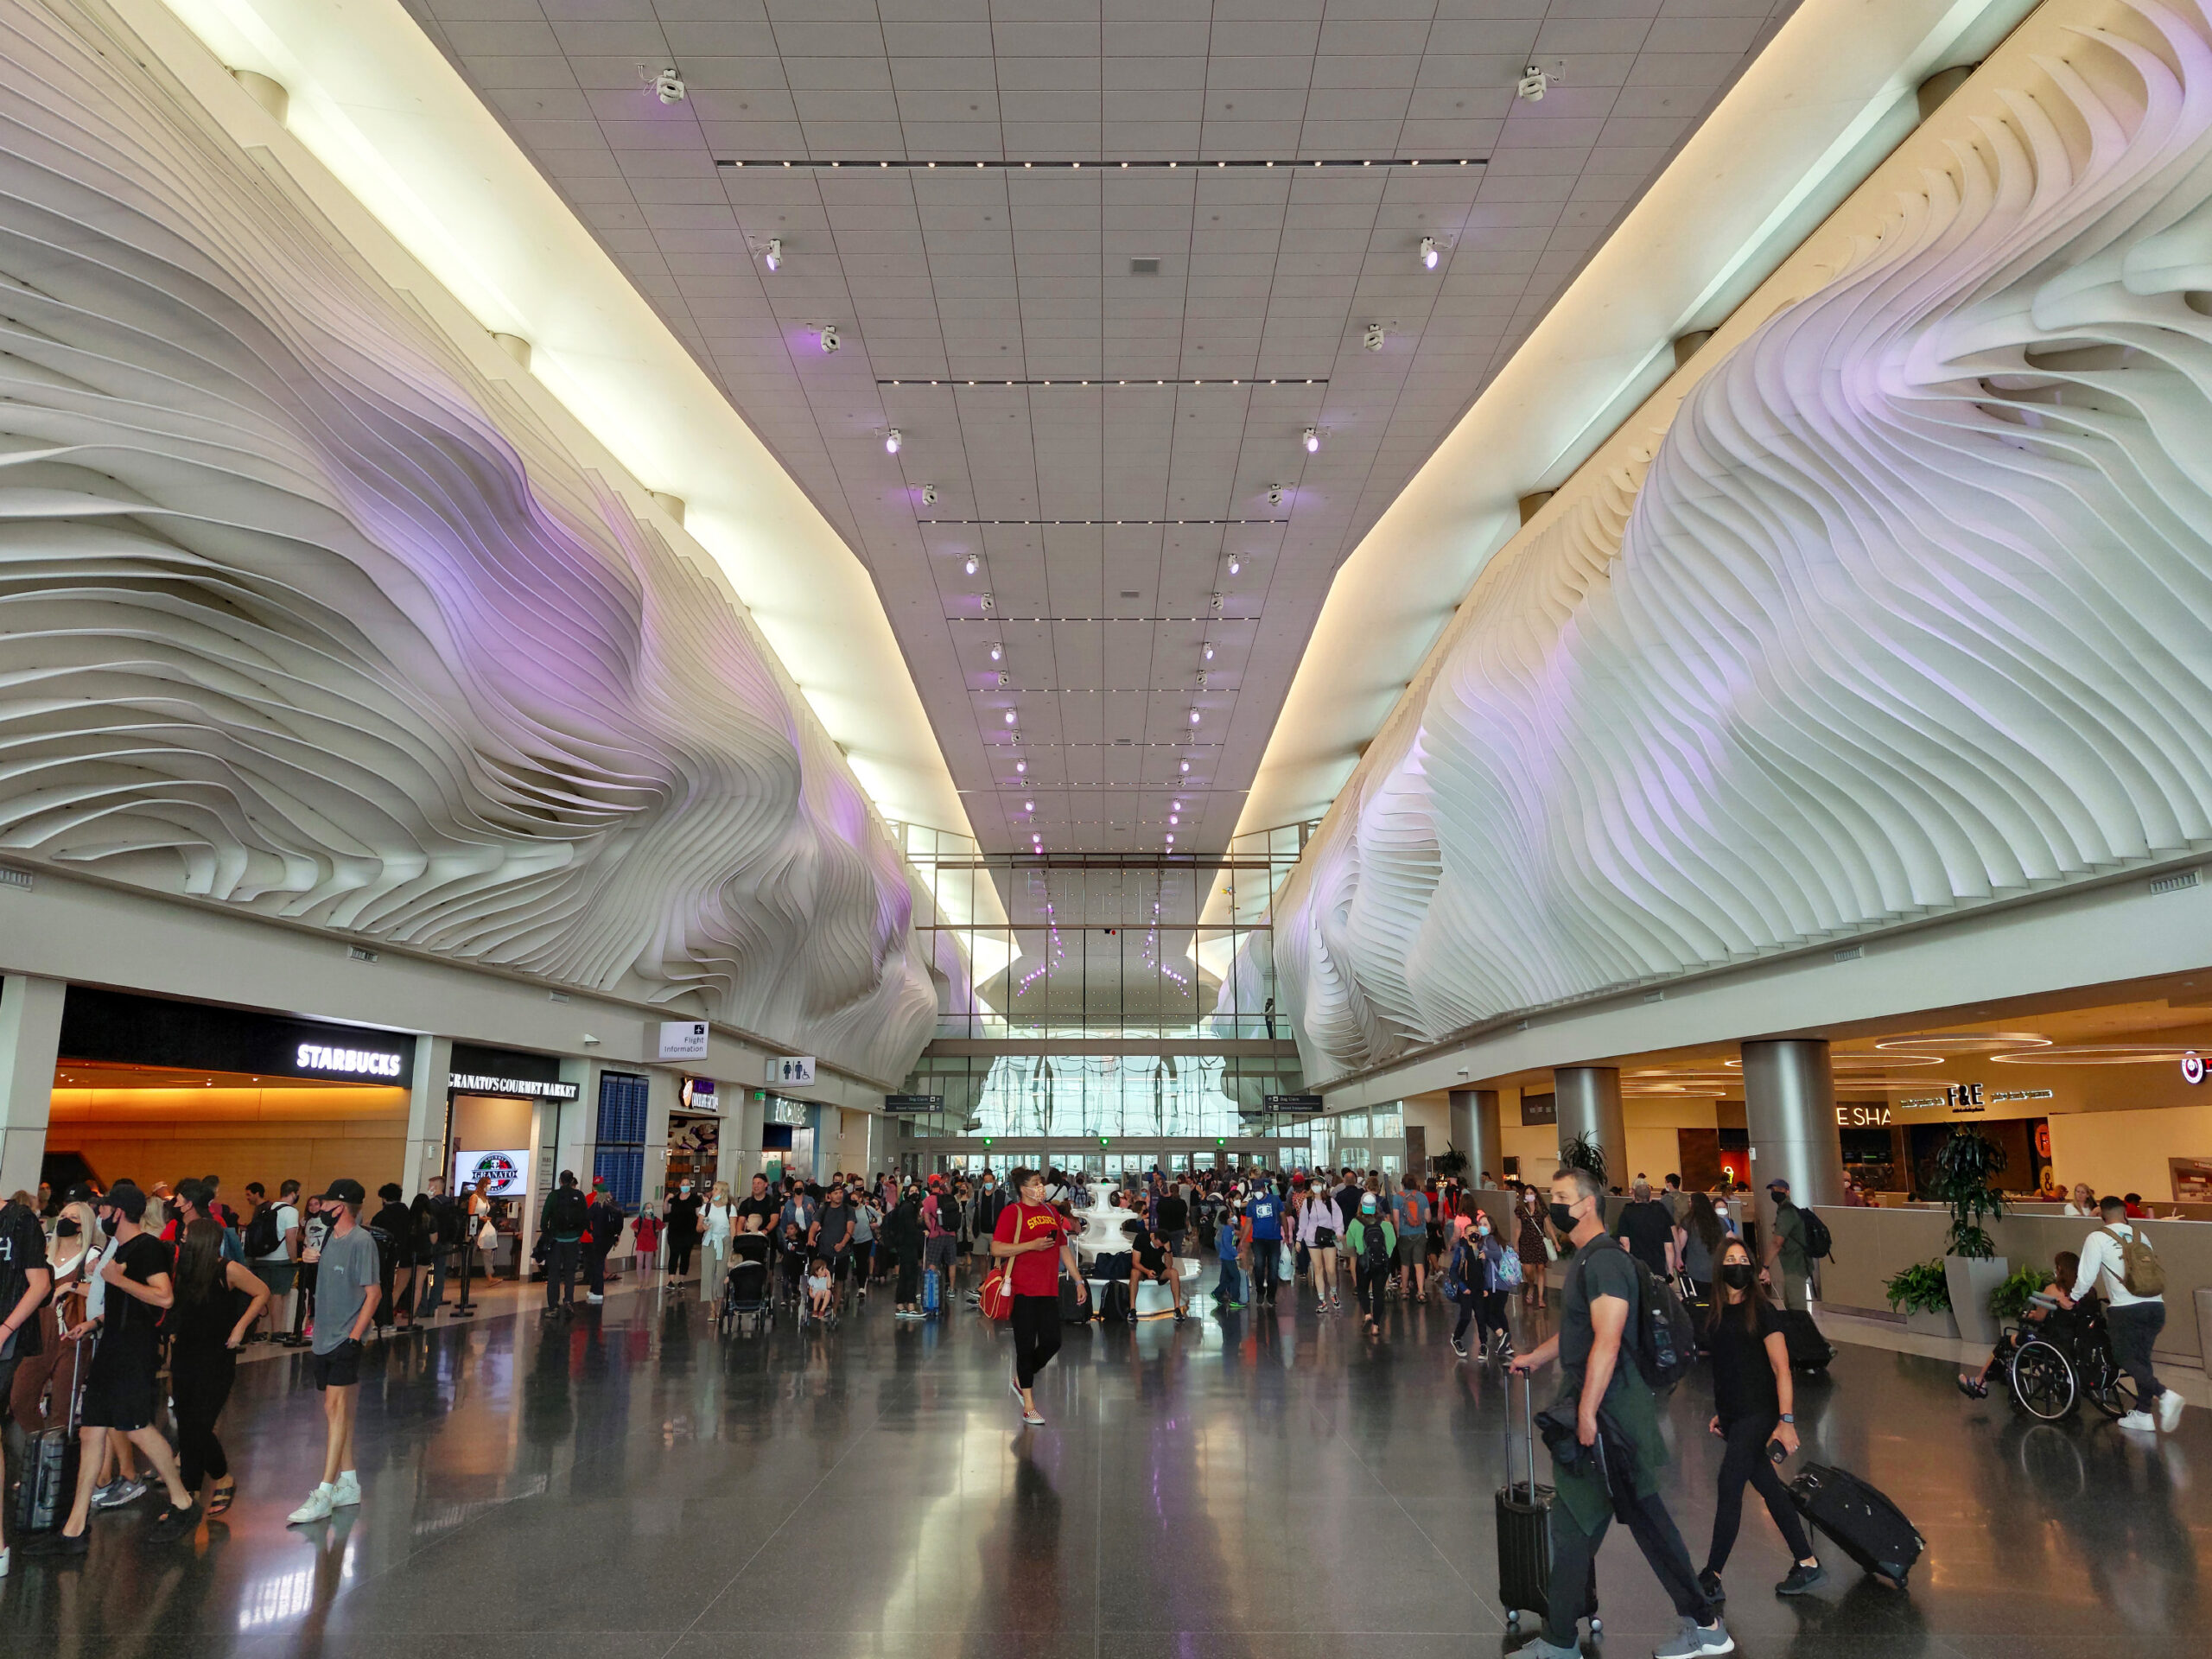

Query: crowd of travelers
left=0, top=1147, right=2182, bottom=1649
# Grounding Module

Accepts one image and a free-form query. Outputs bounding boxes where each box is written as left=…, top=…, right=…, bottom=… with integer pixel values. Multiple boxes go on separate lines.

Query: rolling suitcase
left=1778, top=1308, right=1835, bottom=1373
left=922, top=1266, right=942, bottom=1315
left=13, top=1336, right=88, bottom=1536
left=1497, top=1371, right=1600, bottom=1632
left=1789, top=1461, right=1923, bottom=1587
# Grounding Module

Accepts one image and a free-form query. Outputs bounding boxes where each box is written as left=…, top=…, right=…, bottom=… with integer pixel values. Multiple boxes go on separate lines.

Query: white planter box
left=1944, top=1255, right=2010, bottom=1345
left=1904, top=1306, right=1961, bottom=1339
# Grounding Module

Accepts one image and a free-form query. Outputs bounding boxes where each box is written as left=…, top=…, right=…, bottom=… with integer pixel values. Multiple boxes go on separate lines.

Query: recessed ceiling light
left=1003, top=709, right=1017, bottom=725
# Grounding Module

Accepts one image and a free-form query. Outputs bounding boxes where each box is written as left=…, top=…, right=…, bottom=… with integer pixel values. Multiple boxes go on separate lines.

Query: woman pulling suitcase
left=1699, top=1238, right=1824, bottom=1603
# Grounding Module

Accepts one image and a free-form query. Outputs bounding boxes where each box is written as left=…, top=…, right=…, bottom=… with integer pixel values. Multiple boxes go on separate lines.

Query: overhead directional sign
left=885, top=1094, right=944, bottom=1115
left=1265, top=1094, right=1325, bottom=1114
left=768, top=1055, right=817, bottom=1086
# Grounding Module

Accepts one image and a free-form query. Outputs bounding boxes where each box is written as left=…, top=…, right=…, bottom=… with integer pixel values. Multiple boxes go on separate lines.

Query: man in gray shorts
left=287, top=1179, right=381, bottom=1526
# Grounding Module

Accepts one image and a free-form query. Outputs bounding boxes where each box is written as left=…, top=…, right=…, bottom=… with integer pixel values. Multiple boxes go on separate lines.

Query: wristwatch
left=1779, top=1414, right=1796, bottom=1424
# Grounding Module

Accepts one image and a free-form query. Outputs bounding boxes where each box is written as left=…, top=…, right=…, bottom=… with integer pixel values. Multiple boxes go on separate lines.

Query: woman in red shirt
left=991, top=1167, right=1085, bottom=1426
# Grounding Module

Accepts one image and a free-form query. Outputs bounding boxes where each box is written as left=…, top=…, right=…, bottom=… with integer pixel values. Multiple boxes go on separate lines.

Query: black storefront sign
left=1521, top=1091, right=1557, bottom=1127
left=1264, top=1094, right=1324, bottom=1114
left=59, top=986, right=416, bottom=1084
left=448, top=1042, right=577, bottom=1101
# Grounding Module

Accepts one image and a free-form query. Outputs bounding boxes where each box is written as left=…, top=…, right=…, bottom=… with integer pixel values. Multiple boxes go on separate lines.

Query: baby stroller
left=798, top=1255, right=839, bottom=1331
left=720, top=1252, right=772, bottom=1336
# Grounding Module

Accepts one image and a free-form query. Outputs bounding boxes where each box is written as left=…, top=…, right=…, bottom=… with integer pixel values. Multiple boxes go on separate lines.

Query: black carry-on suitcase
left=1778, top=1308, right=1835, bottom=1373
left=1497, top=1371, right=1599, bottom=1632
left=1789, top=1461, right=1923, bottom=1587
left=1060, top=1272, right=1093, bottom=1325
left=12, top=1333, right=89, bottom=1536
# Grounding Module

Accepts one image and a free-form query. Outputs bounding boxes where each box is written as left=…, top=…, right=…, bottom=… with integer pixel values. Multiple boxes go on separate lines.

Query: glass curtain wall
left=890, top=823, right=1319, bottom=1154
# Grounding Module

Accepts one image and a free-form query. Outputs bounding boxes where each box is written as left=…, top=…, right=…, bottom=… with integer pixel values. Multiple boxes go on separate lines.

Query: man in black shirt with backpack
left=538, top=1172, right=589, bottom=1318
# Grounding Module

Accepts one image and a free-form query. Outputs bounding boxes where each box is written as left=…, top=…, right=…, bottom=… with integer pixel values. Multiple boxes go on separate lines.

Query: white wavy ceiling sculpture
left=1257, top=0, right=2212, bottom=1084
left=0, top=0, right=938, bottom=1082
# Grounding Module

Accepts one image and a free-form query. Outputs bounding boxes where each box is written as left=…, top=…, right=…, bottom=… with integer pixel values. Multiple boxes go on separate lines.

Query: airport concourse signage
left=1895, top=1083, right=2053, bottom=1114
left=57, top=985, right=418, bottom=1084
left=447, top=1041, right=577, bottom=1102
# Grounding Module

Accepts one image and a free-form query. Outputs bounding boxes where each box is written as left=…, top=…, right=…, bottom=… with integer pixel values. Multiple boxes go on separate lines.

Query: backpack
left=1624, top=1254, right=1698, bottom=1395
left=2101, top=1224, right=2166, bottom=1296
left=243, top=1203, right=279, bottom=1259
left=1495, top=1241, right=1524, bottom=1289
left=1791, top=1203, right=1834, bottom=1262
left=1363, top=1218, right=1391, bottom=1268
left=1440, top=1240, right=1474, bottom=1305
left=412, top=1199, right=442, bottom=1256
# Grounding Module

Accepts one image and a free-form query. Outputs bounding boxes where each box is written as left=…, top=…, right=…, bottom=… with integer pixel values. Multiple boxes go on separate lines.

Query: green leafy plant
left=1885, top=1257, right=1953, bottom=1315
left=1988, top=1262, right=2054, bottom=1322
left=1933, top=1126, right=2009, bottom=1258
left=1432, top=1144, right=1471, bottom=1180
left=1559, top=1129, right=1607, bottom=1190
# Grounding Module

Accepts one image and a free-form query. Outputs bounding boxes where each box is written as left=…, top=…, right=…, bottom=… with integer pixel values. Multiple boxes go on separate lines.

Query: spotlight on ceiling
left=1187, top=708, right=1201, bottom=726
left=1266, top=486, right=1285, bottom=507
left=1419, top=236, right=1440, bottom=270
left=1203, top=642, right=1215, bottom=661
left=1363, top=322, right=1386, bottom=352
left=1165, top=833, right=1175, bottom=845
left=964, top=555, right=979, bottom=575
left=989, top=643, right=1002, bottom=661
left=884, top=428, right=902, bottom=454
left=1016, top=760, right=1028, bottom=773
left=1169, top=814, right=1179, bottom=825
left=1003, top=709, right=1017, bottom=725
left=763, top=237, right=782, bottom=272
left=653, top=67, right=686, bottom=105
left=819, top=324, right=840, bottom=353
left=1227, top=557, right=1243, bottom=575
left=920, top=483, right=938, bottom=505
left=1179, top=759, right=1191, bottom=772
left=1303, top=426, right=1320, bottom=453
left=1173, top=799, right=1183, bottom=810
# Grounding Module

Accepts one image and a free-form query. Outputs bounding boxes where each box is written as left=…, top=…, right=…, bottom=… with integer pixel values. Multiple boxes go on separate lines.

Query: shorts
left=0, top=1351, right=20, bottom=1415
left=80, top=1358, right=159, bottom=1431
left=1160, top=1230, right=1185, bottom=1258
left=1397, top=1236, right=1427, bottom=1267
left=309, top=1340, right=363, bottom=1390
left=252, top=1261, right=296, bottom=1297
left=925, top=1236, right=959, bottom=1269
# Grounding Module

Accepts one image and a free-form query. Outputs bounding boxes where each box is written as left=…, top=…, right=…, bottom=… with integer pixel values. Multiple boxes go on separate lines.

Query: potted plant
left=1557, top=1129, right=1608, bottom=1246
left=1884, top=1257, right=1957, bottom=1338
left=1432, top=1145, right=1471, bottom=1182
left=1933, top=1126, right=2010, bottom=1344
left=1987, top=1262, right=2054, bottom=1323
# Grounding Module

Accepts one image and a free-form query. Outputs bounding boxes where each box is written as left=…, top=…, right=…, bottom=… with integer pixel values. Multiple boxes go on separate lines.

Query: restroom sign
left=768, top=1055, right=817, bottom=1086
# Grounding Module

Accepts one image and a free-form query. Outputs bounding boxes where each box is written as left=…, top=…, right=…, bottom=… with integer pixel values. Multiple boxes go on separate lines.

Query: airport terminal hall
left=13, top=0, right=2212, bottom=1652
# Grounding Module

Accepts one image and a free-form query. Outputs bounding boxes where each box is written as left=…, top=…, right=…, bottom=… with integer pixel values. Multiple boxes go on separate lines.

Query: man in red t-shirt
left=992, top=1168, right=1084, bottom=1426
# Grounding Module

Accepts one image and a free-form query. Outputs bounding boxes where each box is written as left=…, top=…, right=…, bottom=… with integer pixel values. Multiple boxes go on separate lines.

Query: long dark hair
left=1707, top=1237, right=1761, bottom=1338
left=1688, top=1192, right=1726, bottom=1258
left=175, top=1217, right=227, bottom=1306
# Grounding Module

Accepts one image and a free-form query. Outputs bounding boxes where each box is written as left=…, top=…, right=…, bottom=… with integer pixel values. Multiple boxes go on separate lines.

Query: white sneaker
left=288, top=1484, right=334, bottom=1525
left=587, top=1293, right=604, bottom=1305
left=2158, top=1389, right=2186, bottom=1433
left=330, top=1471, right=362, bottom=1508
left=2118, top=1409, right=2158, bottom=1432
left=0, top=1544, right=10, bottom=1579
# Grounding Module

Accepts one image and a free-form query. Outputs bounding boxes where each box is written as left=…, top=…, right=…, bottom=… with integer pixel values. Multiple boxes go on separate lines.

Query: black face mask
left=99, top=1216, right=117, bottom=1238
left=55, top=1218, right=80, bottom=1239
left=1720, top=1262, right=1756, bottom=1290
left=1548, top=1201, right=1579, bottom=1234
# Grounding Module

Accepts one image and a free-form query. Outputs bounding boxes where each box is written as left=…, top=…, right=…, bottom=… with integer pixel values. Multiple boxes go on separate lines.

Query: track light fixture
left=763, top=237, right=782, bottom=272
left=819, top=325, right=839, bottom=353
left=1187, top=708, right=1201, bottom=726
left=1228, top=557, right=1242, bottom=575
left=884, top=428, right=901, bottom=454
left=1016, top=760, right=1028, bottom=773
left=1003, top=709, right=1017, bottom=725
left=1179, top=760, right=1191, bottom=773
left=1203, top=642, right=1214, bottom=661
left=1419, top=236, right=1440, bottom=270
left=1303, top=426, right=1320, bottom=453
left=964, top=555, right=979, bottom=575
left=989, top=643, right=1002, bottom=662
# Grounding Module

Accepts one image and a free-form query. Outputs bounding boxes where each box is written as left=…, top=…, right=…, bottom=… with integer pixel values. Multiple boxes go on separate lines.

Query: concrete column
left=0, top=975, right=64, bottom=1198
left=401, top=1034, right=453, bottom=1197
left=1741, top=1039, right=1844, bottom=1240
left=1449, top=1089, right=1503, bottom=1182
left=1554, top=1065, right=1627, bottom=1190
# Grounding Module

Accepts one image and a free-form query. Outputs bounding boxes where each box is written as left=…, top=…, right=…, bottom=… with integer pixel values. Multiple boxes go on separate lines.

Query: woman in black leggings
left=1700, top=1238, right=1823, bottom=1603
left=991, top=1168, right=1084, bottom=1426
left=169, top=1217, right=270, bottom=1517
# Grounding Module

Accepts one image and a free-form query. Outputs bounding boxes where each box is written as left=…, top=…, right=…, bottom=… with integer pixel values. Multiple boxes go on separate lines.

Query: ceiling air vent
left=347, top=944, right=378, bottom=963
left=1120, top=589, right=1141, bottom=598
left=1130, top=257, right=1160, bottom=275
left=0, top=865, right=30, bottom=892
left=1114, top=737, right=1134, bottom=746
left=2151, top=868, right=2200, bottom=895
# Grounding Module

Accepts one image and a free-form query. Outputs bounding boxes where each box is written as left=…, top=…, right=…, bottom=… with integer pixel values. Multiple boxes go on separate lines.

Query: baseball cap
left=317, top=1177, right=366, bottom=1205
left=1767, top=1177, right=1791, bottom=1193
left=104, top=1180, right=148, bottom=1222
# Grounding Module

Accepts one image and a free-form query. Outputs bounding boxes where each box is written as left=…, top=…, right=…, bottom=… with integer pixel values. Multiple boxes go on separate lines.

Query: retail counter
left=1812, top=1205, right=2212, bottom=1366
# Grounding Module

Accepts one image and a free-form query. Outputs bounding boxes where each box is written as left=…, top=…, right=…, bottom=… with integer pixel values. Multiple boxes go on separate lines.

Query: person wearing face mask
left=665, top=1180, right=702, bottom=1281
left=1516, top=1185, right=1553, bottom=1313
left=1699, top=1238, right=1823, bottom=1602
left=1450, top=1200, right=1513, bottom=1362
left=1510, top=1167, right=1728, bottom=1659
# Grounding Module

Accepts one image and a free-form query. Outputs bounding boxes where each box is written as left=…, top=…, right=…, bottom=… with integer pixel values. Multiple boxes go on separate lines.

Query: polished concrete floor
left=3, top=1274, right=2204, bottom=1658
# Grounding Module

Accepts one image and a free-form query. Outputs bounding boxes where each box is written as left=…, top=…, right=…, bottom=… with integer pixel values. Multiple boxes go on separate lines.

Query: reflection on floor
left=2, top=1278, right=2202, bottom=1657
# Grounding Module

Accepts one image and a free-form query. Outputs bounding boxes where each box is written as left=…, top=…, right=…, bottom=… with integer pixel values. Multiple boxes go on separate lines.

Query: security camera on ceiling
left=818, top=325, right=840, bottom=353
left=1363, top=322, right=1386, bottom=352
left=654, top=67, right=686, bottom=105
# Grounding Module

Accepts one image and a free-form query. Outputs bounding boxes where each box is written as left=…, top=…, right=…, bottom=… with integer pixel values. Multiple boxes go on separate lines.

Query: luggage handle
left=1510, top=1366, right=1539, bottom=1496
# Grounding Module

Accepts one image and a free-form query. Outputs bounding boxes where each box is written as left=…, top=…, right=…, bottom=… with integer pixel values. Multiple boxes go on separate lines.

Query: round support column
left=1554, top=1065, right=1626, bottom=1192
left=1741, top=1039, right=1844, bottom=1239
left=1449, top=1089, right=1503, bottom=1184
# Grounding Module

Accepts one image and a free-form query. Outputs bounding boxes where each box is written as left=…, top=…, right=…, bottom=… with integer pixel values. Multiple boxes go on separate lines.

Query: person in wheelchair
left=1958, top=1250, right=2092, bottom=1398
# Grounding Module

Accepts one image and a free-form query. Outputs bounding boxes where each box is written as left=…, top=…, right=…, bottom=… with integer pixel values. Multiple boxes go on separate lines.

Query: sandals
left=1955, top=1374, right=1989, bottom=1400
left=207, top=1480, right=236, bottom=1516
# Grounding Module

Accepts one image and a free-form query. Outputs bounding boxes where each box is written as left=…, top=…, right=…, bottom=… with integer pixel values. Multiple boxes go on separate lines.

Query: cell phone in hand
left=1767, top=1439, right=1789, bottom=1463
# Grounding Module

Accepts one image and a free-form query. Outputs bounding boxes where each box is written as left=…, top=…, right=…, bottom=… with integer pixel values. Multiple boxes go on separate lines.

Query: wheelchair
left=2003, top=1294, right=2137, bottom=1422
